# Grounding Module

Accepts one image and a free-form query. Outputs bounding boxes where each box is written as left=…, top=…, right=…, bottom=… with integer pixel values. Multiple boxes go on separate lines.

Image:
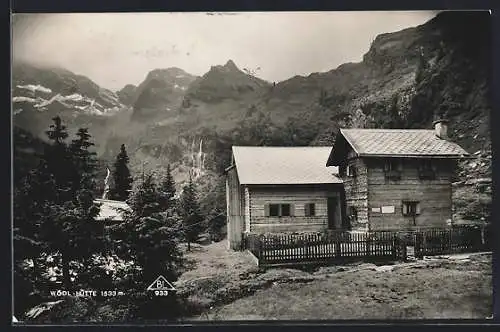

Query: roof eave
left=327, top=130, right=359, bottom=166
left=358, top=153, right=472, bottom=159
left=244, top=181, right=343, bottom=186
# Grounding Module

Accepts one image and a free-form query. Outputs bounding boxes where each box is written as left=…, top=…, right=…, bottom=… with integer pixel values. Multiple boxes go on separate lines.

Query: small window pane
left=309, top=203, right=315, bottom=216
left=305, top=203, right=315, bottom=217
left=281, top=204, right=291, bottom=216
left=269, top=204, right=279, bottom=217
left=402, top=201, right=420, bottom=216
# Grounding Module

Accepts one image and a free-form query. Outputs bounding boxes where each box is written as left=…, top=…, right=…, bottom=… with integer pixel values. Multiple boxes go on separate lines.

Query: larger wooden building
left=226, top=120, right=470, bottom=250
left=326, top=119, right=470, bottom=231
left=225, top=146, right=345, bottom=250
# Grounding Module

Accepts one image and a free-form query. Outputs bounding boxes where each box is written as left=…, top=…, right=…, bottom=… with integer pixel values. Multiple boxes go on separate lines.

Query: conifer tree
left=44, top=116, right=73, bottom=203
left=110, top=144, right=133, bottom=201
left=70, top=128, right=98, bottom=194
left=159, top=164, right=176, bottom=211
left=179, top=176, right=204, bottom=251
left=29, top=118, right=105, bottom=289
left=114, top=173, right=184, bottom=290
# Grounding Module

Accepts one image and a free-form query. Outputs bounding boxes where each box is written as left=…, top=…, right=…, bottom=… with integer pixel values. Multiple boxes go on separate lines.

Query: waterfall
left=189, top=137, right=206, bottom=179
left=102, top=167, right=111, bottom=199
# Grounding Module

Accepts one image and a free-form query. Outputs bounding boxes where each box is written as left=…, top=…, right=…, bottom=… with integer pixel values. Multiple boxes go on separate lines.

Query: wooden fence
left=244, top=225, right=491, bottom=267
left=245, top=231, right=398, bottom=267
left=412, top=225, right=491, bottom=258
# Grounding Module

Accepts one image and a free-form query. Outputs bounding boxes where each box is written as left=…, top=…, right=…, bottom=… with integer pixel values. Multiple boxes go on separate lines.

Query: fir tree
left=159, top=164, right=176, bottom=211
left=28, top=118, right=105, bottom=289
left=179, top=176, right=204, bottom=251
left=114, top=173, right=184, bottom=292
left=44, top=116, right=73, bottom=203
left=69, top=128, right=98, bottom=194
left=110, top=144, right=133, bottom=201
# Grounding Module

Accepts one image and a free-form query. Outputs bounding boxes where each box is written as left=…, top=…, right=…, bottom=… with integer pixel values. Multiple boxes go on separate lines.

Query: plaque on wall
left=371, top=207, right=381, bottom=213
left=381, top=206, right=395, bottom=213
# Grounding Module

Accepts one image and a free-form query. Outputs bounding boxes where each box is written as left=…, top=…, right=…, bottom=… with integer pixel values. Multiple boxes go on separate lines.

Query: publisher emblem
left=146, top=275, right=176, bottom=296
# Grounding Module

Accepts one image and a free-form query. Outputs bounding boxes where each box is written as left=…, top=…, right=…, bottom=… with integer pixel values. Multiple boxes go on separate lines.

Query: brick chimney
left=432, top=118, right=449, bottom=139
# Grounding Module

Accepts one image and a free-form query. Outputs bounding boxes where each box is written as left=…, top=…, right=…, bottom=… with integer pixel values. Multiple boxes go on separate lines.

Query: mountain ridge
left=12, top=11, right=491, bottom=191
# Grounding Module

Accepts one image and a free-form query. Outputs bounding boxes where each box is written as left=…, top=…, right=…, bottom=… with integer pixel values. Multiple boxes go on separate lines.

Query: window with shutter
left=269, top=204, right=279, bottom=217
left=267, top=203, right=292, bottom=217
left=264, top=204, right=270, bottom=217
left=402, top=203, right=409, bottom=215
left=402, top=201, right=420, bottom=216
left=304, top=203, right=315, bottom=217
left=281, top=204, right=291, bottom=216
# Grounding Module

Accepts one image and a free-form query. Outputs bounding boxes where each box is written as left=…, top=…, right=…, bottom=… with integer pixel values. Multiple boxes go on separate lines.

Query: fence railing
left=245, top=231, right=399, bottom=266
left=412, top=224, right=491, bottom=258
left=244, top=225, right=491, bottom=267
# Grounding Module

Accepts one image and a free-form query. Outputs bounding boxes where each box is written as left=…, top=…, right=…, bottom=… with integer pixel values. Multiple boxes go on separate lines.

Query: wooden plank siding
left=341, top=148, right=369, bottom=231
left=244, top=186, right=251, bottom=232
left=248, top=185, right=342, bottom=234
left=226, top=167, right=245, bottom=250
left=365, top=158, right=454, bottom=231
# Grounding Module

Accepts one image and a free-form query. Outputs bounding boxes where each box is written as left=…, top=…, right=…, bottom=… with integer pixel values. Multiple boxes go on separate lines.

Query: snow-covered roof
left=94, top=199, right=130, bottom=221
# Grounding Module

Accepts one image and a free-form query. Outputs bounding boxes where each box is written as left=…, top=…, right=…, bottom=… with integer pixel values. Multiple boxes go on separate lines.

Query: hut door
left=327, top=197, right=337, bottom=229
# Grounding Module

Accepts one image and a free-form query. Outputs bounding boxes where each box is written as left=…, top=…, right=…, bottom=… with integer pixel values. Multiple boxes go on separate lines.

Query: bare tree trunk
left=187, top=241, right=191, bottom=252
left=61, top=253, right=71, bottom=289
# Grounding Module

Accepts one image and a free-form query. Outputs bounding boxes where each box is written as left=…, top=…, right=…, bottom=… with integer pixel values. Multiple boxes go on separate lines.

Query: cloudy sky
left=12, top=11, right=438, bottom=91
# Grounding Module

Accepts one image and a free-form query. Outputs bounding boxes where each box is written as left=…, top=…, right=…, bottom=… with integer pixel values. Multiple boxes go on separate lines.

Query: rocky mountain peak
left=223, top=60, right=239, bottom=71
left=145, top=67, right=194, bottom=81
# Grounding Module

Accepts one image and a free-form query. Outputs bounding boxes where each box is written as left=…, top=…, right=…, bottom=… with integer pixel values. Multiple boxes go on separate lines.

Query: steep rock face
left=184, top=60, right=270, bottom=104
left=116, top=84, right=137, bottom=106
left=131, top=68, right=197, bottom=121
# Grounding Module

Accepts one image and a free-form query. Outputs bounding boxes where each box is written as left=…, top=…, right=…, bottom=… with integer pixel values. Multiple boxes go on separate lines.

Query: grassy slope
left=178, top=242, right=492, bottom=321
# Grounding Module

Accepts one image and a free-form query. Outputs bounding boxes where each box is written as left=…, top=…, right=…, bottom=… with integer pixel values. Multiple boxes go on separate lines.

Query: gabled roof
left=94, top=199, right=131, bottom=221
left=327, top=128, right=470, bottom=166
left=230, top=146, right=341, bottom=185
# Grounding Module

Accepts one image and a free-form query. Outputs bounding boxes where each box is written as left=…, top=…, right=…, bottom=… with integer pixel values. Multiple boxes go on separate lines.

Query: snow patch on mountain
left=13, top=90, right=124, bottom=116
left=13, top=96, right=39, bottom=103
left=174, top=84, right=187, bottom=91
left=17, top=84, right=52, bottom=94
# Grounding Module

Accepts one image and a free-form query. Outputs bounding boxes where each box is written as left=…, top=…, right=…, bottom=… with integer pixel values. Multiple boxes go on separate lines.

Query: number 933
left=154, top=290, right=169, bottom=296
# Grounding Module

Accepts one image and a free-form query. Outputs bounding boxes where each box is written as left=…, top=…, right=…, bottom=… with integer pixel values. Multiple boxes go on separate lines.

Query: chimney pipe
left=432, top=118, right=449, bottom=139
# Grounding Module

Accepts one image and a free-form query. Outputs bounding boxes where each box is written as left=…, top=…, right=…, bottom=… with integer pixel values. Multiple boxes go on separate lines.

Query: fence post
left=392, top=234, right=398, bottom=260
left=335, top=232, right=342, bottom=259
left=366, top=233, right=372, bottom=258
left=415, top=232, right=423, bottom=259
left=258, top=235, right=263, bottom=261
